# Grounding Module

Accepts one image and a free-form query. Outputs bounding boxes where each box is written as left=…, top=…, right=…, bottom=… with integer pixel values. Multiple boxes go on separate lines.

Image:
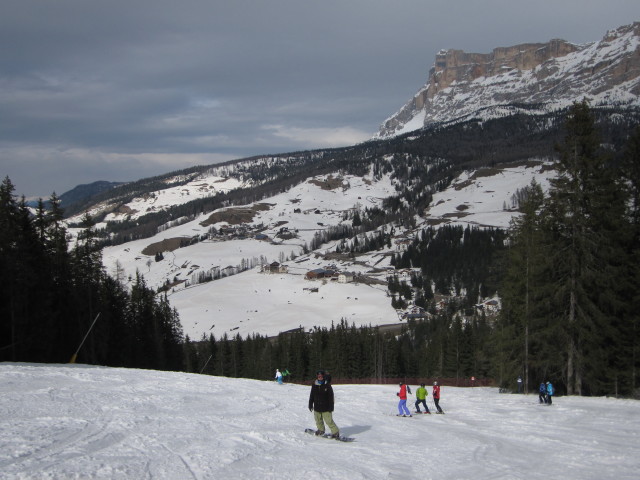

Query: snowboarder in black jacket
left=308, top=370, right=340, bottom=438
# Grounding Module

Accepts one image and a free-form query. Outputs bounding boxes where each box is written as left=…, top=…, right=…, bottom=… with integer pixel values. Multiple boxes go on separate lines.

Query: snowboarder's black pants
left=539, top=393, right=546, bottom=403
left=434, top=398, right=443, bottom=413
left=547, top=395, right=552, bottom=405
left=415, top=399, right=429, bottom=413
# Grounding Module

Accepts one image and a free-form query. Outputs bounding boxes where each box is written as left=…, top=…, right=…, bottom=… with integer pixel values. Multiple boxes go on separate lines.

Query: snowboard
left=304, top=428, right=355, bottom=442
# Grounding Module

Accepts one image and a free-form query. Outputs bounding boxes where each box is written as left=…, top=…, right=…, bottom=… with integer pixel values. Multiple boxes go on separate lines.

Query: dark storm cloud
left=1, top=0, right=639, bottom=197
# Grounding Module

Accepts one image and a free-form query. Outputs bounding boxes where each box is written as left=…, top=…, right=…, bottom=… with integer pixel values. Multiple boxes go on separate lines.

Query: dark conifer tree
left=218, top=333, right=233, bottom=376
left=620, top=126, right=640, bottom=395
left=130, top=272, right=168, bottom=369
left=1, top=183, right=54, bottom=361
left=202, top=334, right=218, bottom=375
left=183, top=336, right=200, bottom=373
left=154, top=294, right=184, bottom=371
left=497, top=180, right=545, bottom=391
left=544, top=101, right=629, bottom=395
left=0, top=177, right=22, bottom=360
left=98, top=275, right=135, bottom=366
left=46, top=192, right=77, bottom=361
left=71, top=214, right=105, bottom=364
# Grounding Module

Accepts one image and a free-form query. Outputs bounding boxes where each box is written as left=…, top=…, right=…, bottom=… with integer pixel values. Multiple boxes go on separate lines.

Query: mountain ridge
left=375, top=22, right=640, bottom=138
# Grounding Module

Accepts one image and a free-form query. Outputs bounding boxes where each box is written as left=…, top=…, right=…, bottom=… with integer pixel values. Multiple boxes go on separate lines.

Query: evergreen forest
left=0, top=187, right=184, bottom=370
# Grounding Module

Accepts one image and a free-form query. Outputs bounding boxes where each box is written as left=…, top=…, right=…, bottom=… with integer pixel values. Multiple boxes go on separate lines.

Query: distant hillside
left=66, top=104, right=640, bottom=236
left=60, top=180, right=125, bottom=210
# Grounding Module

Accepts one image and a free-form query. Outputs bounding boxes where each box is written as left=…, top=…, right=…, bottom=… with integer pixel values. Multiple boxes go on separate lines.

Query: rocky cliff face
left=375, top=22, right=640, bottom=138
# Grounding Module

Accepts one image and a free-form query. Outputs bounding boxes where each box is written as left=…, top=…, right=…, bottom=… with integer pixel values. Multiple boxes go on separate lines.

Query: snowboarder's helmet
left=434, top=381, right=438, bottom=386
left=546, top=381, right=549, bottom=384
left=421, top=383, right=425, bottom=387
left=316, top=370, right=325, bottom=376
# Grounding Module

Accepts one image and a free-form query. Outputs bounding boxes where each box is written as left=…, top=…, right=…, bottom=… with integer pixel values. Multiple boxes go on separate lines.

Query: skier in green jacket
left=414, top=383, right=431, bottom=414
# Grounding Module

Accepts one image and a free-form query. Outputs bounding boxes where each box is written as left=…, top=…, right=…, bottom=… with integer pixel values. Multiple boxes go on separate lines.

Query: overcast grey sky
left=2, top=1, right=639, bottom=197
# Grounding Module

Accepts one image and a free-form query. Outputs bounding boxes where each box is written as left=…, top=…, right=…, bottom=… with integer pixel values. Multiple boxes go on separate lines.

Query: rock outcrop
left=375, top=22, right=640, bottom=138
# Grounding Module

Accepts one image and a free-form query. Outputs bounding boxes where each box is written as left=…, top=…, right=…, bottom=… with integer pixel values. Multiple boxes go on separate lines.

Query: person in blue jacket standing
left=546, top=381, right=554, bottom=405
left=539, top=382, right=547, bottom=403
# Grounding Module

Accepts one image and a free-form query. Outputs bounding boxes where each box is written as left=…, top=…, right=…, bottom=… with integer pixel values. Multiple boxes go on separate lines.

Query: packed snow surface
left=1, top=363, right=639, bottom=479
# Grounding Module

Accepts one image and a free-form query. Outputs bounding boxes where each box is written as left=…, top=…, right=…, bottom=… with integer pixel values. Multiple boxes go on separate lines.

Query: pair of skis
left=388, top=411, right=445, bottom=416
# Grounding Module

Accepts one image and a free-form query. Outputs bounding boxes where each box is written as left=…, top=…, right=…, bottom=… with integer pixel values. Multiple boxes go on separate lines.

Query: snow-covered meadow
left=170, top=268, right=396, bottom=339
left=1, top=363, right=638, bottom=479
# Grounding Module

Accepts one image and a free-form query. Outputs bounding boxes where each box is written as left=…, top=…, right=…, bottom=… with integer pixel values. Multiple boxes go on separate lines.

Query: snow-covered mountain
left=375, top=22, right=640, bottom=138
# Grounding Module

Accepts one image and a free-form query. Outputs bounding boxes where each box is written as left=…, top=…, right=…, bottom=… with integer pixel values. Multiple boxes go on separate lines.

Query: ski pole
left=69, top=312, right=101, bottom=364
left=200, top=354, right=213, bottom=374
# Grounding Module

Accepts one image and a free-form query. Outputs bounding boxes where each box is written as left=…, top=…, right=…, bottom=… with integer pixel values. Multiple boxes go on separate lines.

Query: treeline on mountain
left=184, top=315, right=493, bottom=384
left=0, top=184, right=183, bottom=369
left=308, top=209, right=396, bottom=255
left=390, top=225, right=506, bottom=309
left=62, top=165, right=213, bottom=217
left=58, top=180, right=125, bottom=209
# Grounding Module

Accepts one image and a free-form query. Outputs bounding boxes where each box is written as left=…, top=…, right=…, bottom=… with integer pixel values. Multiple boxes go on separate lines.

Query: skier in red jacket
left=432, top=381, right=444, bottom=413
left=396, top=382, right=412, bottom=417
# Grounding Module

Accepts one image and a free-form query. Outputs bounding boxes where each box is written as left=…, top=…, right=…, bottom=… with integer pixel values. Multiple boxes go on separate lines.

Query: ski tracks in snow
left=3, top=365, right=640, bottom=479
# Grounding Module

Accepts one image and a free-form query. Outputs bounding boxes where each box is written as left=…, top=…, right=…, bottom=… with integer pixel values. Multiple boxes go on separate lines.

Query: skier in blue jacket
left=539, top=382, right=547, bottom=403
left=546, top=381, right=554, bottom=405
